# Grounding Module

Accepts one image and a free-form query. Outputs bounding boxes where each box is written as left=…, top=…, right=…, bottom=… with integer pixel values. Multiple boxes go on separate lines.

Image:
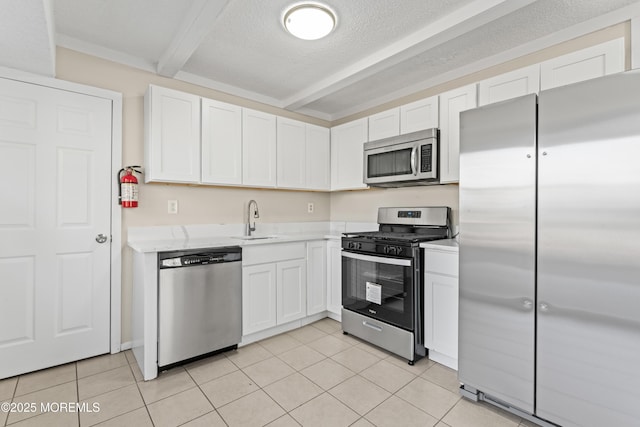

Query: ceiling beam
left=157, top=0, right=233, bottom=77
left=282, top=0, right=536, bottom=111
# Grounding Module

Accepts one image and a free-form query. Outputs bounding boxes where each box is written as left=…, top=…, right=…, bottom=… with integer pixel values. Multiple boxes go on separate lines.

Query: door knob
left=522, top=299, right=533, bottom=310
left=95, top=234, right=109, bottom=244
left=539, top=302, right=549, bottom=312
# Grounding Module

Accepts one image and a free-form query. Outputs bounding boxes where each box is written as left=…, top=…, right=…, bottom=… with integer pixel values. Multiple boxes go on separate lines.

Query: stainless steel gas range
left=341, top=206, right=452, bottom=365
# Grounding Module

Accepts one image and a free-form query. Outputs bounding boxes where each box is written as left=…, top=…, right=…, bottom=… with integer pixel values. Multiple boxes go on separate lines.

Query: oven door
left=341, top=251, right=414, bottom=330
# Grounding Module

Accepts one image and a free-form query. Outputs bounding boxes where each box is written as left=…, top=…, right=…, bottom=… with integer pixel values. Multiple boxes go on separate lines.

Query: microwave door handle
left=411, top=146, right=418, bottom=176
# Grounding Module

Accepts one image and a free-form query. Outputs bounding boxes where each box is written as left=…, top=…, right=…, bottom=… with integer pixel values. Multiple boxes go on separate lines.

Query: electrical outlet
left=307, top=202, right=314, bottom=213
left=168, top=200, right=178, bottom=214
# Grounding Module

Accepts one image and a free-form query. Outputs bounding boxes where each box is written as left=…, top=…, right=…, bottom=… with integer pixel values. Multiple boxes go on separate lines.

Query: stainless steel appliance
left=363, top=129, right=439, bottom=187
left=341, top=206, right=451, bottom=364
left=458, top=70, right=640, bottom=427
left=158, top=247, right=242, bottom=368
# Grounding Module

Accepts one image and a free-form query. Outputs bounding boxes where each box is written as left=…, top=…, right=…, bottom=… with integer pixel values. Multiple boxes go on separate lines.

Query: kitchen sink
left=231, top=235, right=278, bottom=240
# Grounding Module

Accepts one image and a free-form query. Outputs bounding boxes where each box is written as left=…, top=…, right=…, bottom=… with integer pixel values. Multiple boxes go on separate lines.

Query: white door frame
left=0, top=66, right=123, bottom=354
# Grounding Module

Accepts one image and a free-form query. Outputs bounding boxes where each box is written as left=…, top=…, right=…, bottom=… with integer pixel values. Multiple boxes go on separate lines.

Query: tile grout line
left=131, top=359, right=157, bottom=427
left=182, top=362, right=228, bottom=427
left=75, top=362, right=80, bottom=427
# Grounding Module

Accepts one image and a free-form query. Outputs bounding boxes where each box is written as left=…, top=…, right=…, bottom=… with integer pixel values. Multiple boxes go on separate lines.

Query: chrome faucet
left=246, top=200, right=260, bottom=236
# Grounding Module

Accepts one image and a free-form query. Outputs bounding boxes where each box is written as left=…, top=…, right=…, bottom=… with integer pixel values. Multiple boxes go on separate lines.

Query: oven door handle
left=342, top=251, right=412, bottom=267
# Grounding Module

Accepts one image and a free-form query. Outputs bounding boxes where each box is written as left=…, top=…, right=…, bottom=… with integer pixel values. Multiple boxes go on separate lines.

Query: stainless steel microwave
left=363, top=128, right=439, bottom=187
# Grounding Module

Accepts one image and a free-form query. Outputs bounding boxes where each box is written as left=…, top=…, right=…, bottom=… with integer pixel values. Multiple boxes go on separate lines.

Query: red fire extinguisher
left=118, top=166, right=141, bottom=208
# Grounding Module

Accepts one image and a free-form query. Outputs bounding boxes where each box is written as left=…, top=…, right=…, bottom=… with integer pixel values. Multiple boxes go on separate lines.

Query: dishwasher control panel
left=158, top=247, right=242, bottom=269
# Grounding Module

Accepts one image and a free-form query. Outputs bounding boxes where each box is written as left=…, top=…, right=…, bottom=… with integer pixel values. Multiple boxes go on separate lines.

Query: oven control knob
left=383, top=246, right=390, bottom=254
left=356, top=243, right=362, bottom=250
left=348, top=242, right=354, bottom=249
left=395, top=246, right=403, bottom=255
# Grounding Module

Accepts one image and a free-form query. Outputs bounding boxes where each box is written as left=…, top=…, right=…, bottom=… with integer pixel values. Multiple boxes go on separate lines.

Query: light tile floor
left=0, top=318, right=537, bottom=427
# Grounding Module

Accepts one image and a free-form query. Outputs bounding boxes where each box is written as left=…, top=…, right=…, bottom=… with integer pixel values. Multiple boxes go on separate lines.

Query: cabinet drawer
left=424, top=249, right=458, bottom=276
left=243, top=242, right=306, bottom=266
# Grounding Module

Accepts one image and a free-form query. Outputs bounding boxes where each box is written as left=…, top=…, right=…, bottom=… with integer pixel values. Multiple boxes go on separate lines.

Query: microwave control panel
left=420, top=143, right=432, bottom=172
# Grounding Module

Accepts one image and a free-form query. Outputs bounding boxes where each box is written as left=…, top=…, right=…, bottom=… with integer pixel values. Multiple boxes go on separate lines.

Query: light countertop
left=128, top=221, right=376, bottom=253
left=419, top=238, right=459, bottom=252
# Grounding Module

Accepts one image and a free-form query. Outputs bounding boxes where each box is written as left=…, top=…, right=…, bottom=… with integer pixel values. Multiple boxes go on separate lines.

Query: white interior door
left=0, top=77, right=112, bottom=379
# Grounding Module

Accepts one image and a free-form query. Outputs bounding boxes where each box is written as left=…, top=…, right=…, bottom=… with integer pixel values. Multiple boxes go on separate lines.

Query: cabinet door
left=331, top=118, right=368, bottom=191
left=243, top=108, right=277, bottom=187
left=277, top=117, right=306, bottom=189
left=277, top=259, right=307, bottom=324
left=430, top=274, right=459, bottom=359
left=144, top=85, right=200, bottom=183
left=306, top=241, right=327, bottom=315
left=400, top=96, right=439, bottom=134
left=478, top=65, right=540, bottom=106
left=326, top=240, right=342, bottom=315
left=242, top=264, right=277, bottom=335
left=439, top=84, right=477, bottom=184
left=540, top=38, right=624, bottom=90
left=201, top=99, right=242, bottom=185
left=305, top=124, right=330, bottom=190
left=368, top=108, right=400, bottom=140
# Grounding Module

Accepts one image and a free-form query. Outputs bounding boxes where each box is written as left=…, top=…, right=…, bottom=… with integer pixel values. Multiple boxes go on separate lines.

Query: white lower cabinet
left=276, top=259, right=307, bottom=324
left=326, top=240, right=343, bottom=317
left=307, top=241, right=327, bottom=315
left=242, top=264, right=277, bottom=335
left=242, top=243, right=306, bottom=336
left=423, top=243, right=459, bottom=370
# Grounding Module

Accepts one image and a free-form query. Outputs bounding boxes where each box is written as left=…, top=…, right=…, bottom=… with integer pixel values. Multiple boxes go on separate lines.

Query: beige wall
left=54, top=20, right=630, bottom=344
left=330, top=185, right=459, bottom=226
left=56, top=48, right=332, bottom=344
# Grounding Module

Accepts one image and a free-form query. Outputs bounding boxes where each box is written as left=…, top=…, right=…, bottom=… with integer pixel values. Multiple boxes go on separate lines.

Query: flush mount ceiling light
left=283, top=2, right=336, bottom=40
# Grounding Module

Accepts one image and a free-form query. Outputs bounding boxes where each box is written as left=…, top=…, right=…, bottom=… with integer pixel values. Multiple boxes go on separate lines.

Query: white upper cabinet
left=243, top=108, right=277, bottom=187
left=144, top=85, right=201, bottom=183
left=331, top=118, right=368, bottom=191
left=368, top=108, right=400, bottom=141
left=305, top=124, right=331, bottom=190
left=368, top=97, right=439, bottom=141
left=201, top=99, right=242, bottom=185
left=400, top=96, right=439, bottom=133
left=439, top=84, right=477, bottom=184
left=479, top=65, right=540, bottom=106
left=276, top=118, right=330, bottom=191
left=277, top=117, right=306, bottom=189
left=540, top=38, right=624, bottom=90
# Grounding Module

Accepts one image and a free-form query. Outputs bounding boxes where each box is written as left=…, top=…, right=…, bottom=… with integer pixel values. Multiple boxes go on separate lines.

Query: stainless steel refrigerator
left=458, top=70, right=640, bottom=427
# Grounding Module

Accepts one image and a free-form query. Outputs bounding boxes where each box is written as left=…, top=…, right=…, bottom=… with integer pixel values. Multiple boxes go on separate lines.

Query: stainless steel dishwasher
left=158, top=247, right=242, bottom=368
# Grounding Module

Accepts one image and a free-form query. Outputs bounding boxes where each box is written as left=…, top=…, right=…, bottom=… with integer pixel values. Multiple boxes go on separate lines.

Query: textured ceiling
left=1, top=0, right=640, bottom=120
